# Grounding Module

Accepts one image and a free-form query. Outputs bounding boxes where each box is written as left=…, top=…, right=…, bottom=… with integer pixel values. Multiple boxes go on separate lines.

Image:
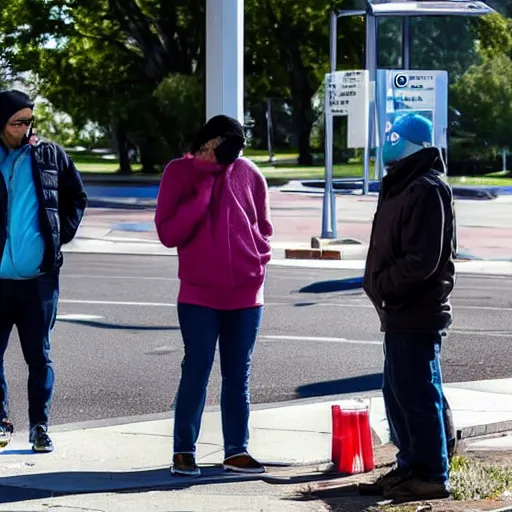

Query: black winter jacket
left=0, top=141, right=87, bottom=274
left=363, top=148, right=457, bottom=333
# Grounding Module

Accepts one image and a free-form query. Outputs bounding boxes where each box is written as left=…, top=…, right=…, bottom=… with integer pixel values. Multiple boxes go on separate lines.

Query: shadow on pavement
left=0, top=485, right=53, bottom=504
left=0, top=465, right=342, bottom=504
left=57, top=318, right=180, bottom=331
left=299, top=277, right=364, bottom=294
left=296, top=373, right=383, bottom=399
left=0, top=448, right=34, bottom=456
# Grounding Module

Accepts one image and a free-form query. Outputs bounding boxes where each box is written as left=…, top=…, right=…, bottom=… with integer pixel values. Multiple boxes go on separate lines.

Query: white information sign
left=325, top=70, right=369, bottom=149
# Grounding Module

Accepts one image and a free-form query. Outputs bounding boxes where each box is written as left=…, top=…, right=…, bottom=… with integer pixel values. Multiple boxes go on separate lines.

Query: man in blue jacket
left=0, top=90, right=87, bottom=452
left=362, top=114, right=456, bottom=500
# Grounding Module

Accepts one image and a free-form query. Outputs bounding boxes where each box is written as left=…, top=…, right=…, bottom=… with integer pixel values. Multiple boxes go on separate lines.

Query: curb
left=459, top=420, right=512, bottom=441
left=87, top=199, right=153, bottom=210
left=81, top=174, right=161, bottom=186
left=284, top=248, right=342, bottom=260
left=297, top=180, right=504, bottom=200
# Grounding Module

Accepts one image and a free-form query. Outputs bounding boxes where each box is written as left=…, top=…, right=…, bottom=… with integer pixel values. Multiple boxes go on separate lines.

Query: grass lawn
left=70, top=150, right=512, bottom=187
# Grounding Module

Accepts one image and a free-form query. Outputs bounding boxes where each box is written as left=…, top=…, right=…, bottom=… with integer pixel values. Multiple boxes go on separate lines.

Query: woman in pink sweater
left=155, top=115, right=273, bottom=477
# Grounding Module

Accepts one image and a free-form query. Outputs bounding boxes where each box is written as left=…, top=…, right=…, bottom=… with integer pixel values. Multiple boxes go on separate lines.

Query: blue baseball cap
left=392, top=113, right=433, bottom=146
left=383, top=113, right=433, bottom=165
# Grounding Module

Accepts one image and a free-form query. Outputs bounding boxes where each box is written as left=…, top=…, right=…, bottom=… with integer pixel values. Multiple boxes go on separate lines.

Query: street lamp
left=321, top=0, right=494, bottom=240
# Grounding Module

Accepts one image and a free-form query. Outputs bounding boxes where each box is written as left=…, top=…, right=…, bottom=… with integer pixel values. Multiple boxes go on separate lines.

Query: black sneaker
left=384, top=475, right=450, bottom=500
left=172, top=453, right=201, bottom=477
left=29, top=424, right=54, bottom=453
left=0, top=419, right=14, bottom=449
left=359, top=466, right=411, bottom=496
left=223, top=453, right=265, bottom=474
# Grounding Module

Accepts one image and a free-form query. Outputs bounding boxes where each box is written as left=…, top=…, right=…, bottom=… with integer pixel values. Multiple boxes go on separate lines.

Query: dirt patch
left=295, top=443, right=512, bottom=512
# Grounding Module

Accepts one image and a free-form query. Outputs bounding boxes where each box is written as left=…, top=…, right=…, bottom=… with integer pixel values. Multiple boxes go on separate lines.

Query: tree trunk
left=292, top=89, right=314, bottom=166
left=114, top=125, right=132, bottom=175
left=139, top=139, right=157, bottom=174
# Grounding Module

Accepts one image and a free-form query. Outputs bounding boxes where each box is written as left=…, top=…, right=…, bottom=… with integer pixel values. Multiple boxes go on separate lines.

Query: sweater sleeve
left=155, top=162, right=212, bottom=248
left=254, top=171, right=273, bottom=240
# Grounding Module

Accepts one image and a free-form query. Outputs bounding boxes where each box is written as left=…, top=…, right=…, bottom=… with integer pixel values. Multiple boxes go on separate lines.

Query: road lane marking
left=451, top=330, right=512, bottom=338
left=59, top=299, right=290, bottom=307
left=63, top=274, right=178, bottom=281
left=60, top=299, right=177, bottom=307
left=260, top=335, right=381, bottom=345
left=58, top=299, right=512, bottom=313
left=57, top=314, right=104, bottom=321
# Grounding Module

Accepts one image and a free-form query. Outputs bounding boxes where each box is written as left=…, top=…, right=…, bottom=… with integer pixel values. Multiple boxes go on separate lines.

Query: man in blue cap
left=0, top=90, right=87, bottom=452
left=362, top=113, right=457, bottom=500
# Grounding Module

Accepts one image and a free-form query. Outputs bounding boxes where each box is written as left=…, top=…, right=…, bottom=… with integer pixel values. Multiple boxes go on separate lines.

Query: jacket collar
left=381, top=147, right=445, bottom=199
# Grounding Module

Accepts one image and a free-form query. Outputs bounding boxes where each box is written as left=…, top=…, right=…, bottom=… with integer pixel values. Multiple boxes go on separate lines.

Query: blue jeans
left=0, top=273, right=59, bottom=427
left=173, top=304, right=263, bottom=459
left=383, top=331, right=449, bottom=484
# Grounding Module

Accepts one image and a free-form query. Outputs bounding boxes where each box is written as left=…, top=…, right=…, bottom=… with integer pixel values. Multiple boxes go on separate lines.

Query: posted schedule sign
left=325, top=70, right=370, bottom=149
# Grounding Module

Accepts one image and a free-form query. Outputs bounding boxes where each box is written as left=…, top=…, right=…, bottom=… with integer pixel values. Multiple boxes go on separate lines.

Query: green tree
left=34, top=100, right=77, bottom=146
left=245, top=0, right=363, bottom=165
left=378, top=16, right=479, bottom=82
left=154, top=74, right=204, bottom=156
left=0, top=0, right=205, bottom=173
left=451, top=52, right=512, bottom=166
left=474, top=12, right=512, bottom=59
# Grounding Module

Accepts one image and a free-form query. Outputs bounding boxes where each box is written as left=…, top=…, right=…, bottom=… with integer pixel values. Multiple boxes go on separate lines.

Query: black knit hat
left=0, top=90, right=34, bottom=130
left=191, top=115, right=245, bottom=153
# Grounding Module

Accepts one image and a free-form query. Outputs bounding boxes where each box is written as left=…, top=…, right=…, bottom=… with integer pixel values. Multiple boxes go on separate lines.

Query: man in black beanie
left=0, top=90, right=87, bottom=452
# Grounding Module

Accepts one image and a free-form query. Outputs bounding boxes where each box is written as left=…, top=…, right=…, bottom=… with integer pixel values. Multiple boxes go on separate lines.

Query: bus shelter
left=321, top=0, right=495, bottom=239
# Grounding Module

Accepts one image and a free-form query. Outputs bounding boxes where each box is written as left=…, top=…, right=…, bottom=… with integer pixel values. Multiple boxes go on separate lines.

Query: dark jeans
left=173, top=304, right=262, bottom=459
left=0, top=272, right=59, bottom=427
left=383, top=330, right=449, bottom=484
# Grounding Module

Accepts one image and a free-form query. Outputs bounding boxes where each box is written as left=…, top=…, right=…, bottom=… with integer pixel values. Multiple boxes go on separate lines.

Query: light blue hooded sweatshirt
left=0, top=145, right=45, bottom=279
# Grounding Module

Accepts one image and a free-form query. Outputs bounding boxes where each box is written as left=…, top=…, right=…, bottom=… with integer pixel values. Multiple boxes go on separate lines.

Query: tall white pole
left=206, top=0, right=244, bottom=123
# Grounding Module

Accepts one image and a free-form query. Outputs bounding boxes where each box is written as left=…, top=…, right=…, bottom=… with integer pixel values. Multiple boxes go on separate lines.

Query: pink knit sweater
left=155, top=154, right=273, bottom=310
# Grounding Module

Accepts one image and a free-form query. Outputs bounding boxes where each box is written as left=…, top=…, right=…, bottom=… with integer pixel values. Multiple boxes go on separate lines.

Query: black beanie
left=191, top=115, right=245, bottom=153
left=0, top=90, right=34, bottom=130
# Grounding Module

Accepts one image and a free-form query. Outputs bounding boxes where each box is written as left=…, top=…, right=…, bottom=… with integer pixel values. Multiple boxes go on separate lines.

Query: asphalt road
left=3, top=254, right=512, bottom=430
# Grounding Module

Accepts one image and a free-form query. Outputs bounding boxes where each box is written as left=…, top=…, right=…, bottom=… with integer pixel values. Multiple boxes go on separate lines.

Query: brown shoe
left=223, top=453, right=265, bottom=474
left=172, top=453, right=201, bottom=477
left=384, top=475, right=450, bottom=500
left=0, top=419, right=14, bottom=449
left=359, top=466, right=411, bottom=496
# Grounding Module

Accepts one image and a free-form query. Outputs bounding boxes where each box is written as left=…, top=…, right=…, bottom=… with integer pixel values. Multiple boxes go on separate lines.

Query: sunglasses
left=8, top=118, right=34, bottom=128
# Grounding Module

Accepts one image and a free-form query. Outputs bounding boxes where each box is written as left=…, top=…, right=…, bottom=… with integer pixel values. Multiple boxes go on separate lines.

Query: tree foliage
left=0, top=0, right=508, bottom=171
left=451, top=52, right=512, bottom=151
left=246, top=0, right=363, bottom=164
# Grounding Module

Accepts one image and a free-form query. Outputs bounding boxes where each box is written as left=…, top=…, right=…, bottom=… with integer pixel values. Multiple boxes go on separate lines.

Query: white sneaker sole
left=171, top=467, right=201, bottom=477
left=223, top=464, right=265, bottom=474
left=32, top=445, right=54, bottom=453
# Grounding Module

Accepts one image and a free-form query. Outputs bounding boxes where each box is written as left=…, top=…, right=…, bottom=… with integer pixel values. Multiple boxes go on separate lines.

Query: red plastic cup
left=331, top=405, right=342, bottom=467
left=331, top=401, right=374, bottom=475
left=359, top=409, right=375, bottom=472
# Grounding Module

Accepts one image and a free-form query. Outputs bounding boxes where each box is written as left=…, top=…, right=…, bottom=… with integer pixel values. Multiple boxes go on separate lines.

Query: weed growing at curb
left=450, top=455, right=512, bottom=501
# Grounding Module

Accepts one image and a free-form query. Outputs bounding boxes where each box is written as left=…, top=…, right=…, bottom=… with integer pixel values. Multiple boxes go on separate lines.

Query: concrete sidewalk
left=81, top=188, right=512, bottom=261
left=1, top=379, right=511, bottom=507
left=61, top=230, right=512, bottom=277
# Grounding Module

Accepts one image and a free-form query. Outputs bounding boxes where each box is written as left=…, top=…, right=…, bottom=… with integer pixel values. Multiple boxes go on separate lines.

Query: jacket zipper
left=7, top=151, right=28, bottom=271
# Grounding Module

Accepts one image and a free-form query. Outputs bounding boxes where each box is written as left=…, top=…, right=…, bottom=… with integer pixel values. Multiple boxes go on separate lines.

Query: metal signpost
left=323, top=70, right=370, bottom=239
